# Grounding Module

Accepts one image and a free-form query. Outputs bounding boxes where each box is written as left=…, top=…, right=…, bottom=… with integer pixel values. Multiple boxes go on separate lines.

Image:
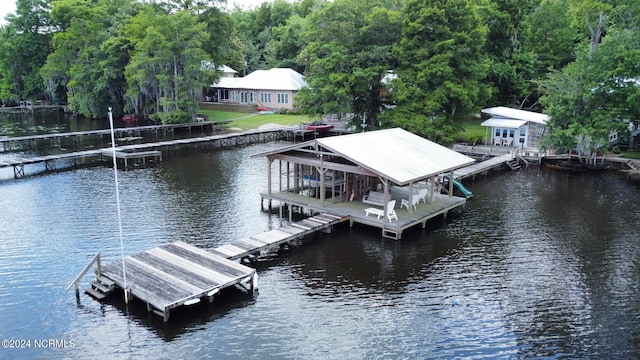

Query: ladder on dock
left=85, top=276, right=116, bottom=300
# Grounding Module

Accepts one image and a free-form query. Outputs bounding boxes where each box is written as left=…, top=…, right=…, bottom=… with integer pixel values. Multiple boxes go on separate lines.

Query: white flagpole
left=108, top=107, right=128, bottom=304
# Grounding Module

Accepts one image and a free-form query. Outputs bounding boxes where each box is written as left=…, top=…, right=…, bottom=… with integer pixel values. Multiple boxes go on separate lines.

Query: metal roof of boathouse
left=257, top=128, right=475, bottom=185
left=481, top=106, right=550, bottom=128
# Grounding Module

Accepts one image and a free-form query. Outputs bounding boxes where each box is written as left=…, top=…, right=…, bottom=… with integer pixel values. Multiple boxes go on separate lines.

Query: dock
left=78, top=212, right=347, bottom=322
left=260, top=190, right=466, bottom=240
left=0, top=121, right=228, bottom=152
left=98, top=241, right=257, bottom=322
left=0, top=128, right=287, bottom=179
left=452, top=153, right=516, bottom=180
left=100, top=149, right=162, bottom=169
left=211, top=212, right=348, bottom=261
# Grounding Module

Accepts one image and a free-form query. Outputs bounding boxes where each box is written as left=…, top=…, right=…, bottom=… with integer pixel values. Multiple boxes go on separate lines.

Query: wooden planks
left=211, top=212, right=346, bottom=261
left=97, top=213, right=344, bottom=320
left=100, top=241, right=255, bottom=316
left=453, top=153, right=513, bottom=180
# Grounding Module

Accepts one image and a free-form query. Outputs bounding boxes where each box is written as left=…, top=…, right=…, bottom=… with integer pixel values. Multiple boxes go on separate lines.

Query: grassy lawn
left=459, top=118, right=487, bottom=144
left=621, top=151, right=640, bottom=160
left=199, top=109, right=311, bottom=130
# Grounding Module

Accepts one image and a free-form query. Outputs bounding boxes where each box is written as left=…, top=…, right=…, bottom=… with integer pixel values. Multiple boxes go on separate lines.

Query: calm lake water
left=1, top=138, right=640, bottom=359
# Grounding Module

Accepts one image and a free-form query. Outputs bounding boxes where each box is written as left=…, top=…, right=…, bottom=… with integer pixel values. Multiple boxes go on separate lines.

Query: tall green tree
left=481, top=0, right=537, bottom=108
left=539, top=0, right=640, bottom=165
left=42, top=0, right=137, bottom=117
left=263, top=14, right=308, bottom=73
left=296, top=0, right=401, bottom=129
left=0, top=0, right=53, bottom=104
left=124, top=9, right=211, bottom=123
left=387, top=0, right=489, bottom=142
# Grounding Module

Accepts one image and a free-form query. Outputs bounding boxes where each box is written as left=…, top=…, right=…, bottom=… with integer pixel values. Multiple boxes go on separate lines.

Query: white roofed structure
left=254, top=128, right=475, bottom=239
left=207, top=68, right=308, bottom=110
left=482, top=106, right=549, bottom=124
left=480, top=106, right=550, bottom=149
left=316, top=128, right=475, bottom=185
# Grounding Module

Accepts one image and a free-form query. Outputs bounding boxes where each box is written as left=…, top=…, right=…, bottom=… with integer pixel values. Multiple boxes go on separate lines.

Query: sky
left=0, top=0, right=17, bottom=26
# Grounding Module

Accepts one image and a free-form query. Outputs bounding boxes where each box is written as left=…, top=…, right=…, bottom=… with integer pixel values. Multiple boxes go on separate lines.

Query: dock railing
left=65, top=252, right=101, bottom=299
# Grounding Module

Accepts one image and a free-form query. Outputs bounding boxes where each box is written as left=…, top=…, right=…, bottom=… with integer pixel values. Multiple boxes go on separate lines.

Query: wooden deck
left=260, top=191, right=467, bottom=240
left=100, top=149, right=162, bottom=169
left=92, top=213, right=346, bottom=322
left=100, top=241, right=256, bottom=322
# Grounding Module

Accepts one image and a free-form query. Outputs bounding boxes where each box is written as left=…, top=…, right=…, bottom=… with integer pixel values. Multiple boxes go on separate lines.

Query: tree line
left=1, top=0, right=639, bottom=156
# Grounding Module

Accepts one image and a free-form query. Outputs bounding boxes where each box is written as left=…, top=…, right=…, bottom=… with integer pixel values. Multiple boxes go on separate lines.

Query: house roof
left=214, top=77, right=239, bottom=88
left=211, top=68, right=308, bottom=91
left=481, top=118, right=528, bottom=129
left=481, top=106, right=549, bottom=124
left=256, top=128, right=475, bottom=186
left=218, top=65, right=237, bottom=74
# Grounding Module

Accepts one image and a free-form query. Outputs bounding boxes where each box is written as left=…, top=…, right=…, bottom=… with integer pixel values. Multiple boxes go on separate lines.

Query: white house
left=481, top=106, right=550, bottom=148
left=207, top=68, right=309, bottom=111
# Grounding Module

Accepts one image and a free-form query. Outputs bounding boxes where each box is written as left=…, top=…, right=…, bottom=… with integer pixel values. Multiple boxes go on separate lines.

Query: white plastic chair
left=386, top=200, right=398, bottom=222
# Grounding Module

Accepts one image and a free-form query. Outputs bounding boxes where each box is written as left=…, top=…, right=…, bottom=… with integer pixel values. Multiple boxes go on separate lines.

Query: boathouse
left=481, top=106, right=550, bottom=148
left=254, top=128, right=475, bottom=239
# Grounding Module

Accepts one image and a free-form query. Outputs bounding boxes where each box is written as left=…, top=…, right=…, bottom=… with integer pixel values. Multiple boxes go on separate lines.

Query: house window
left=535, top=126, right=545, bottom=136
left=495, top=129, right=500, bottom=137
left=261, top=92, right=271, bottom=103
left=249, top=92, right=256, bottom=102
left=277, top=93, right=289, bottom=104
left=509, top=129, right=515, bottom=138
left=240, top=92, right=247, bottom=103
left=220, top=89, right=229, bottom=101
left=231, top=91, right=238, bottom=101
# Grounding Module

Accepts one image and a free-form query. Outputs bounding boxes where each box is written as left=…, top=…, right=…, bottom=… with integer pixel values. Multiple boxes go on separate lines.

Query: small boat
left=256, top=106, right=270, bottom=112
left=306, top=122, right=334, bottom=131
left=122, top=115, right=135, bottom=122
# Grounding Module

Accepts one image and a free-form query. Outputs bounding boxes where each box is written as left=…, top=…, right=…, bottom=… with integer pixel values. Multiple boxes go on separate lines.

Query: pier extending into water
left=74, top=213, right=347, bottom=322
left=0, top=127, right=287, bottom=179
left=0, top=121, right=228, bottom=152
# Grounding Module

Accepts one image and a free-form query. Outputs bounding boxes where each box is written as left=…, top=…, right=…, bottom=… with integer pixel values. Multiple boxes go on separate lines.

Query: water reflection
left=0, top=142, right=639, bottom=358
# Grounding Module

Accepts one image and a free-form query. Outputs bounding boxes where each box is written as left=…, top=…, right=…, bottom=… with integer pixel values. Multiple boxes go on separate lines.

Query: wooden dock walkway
left=210, top=213, right=348, bottom=261
left=0, top=121, right=229, bottom=152
left=452, top=153, right=515, bottom=180
left=0, top=128, right=287, bottom=179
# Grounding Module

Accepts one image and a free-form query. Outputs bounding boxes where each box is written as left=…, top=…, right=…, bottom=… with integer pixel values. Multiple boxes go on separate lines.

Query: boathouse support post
left=408, top=182, right=414, bottom=213
left=316, top=166, right=327, bottom=204
left=267, top=157, right=274, bottom=195
left=381, top=178, right=389, bottom=224
left=278, top=160, right=282, bottom=192
left=448, top=170, right=454, bottom=197
left=286, top=161, right=290, bottom=191
left=429, top=177, right=435, bottom=203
